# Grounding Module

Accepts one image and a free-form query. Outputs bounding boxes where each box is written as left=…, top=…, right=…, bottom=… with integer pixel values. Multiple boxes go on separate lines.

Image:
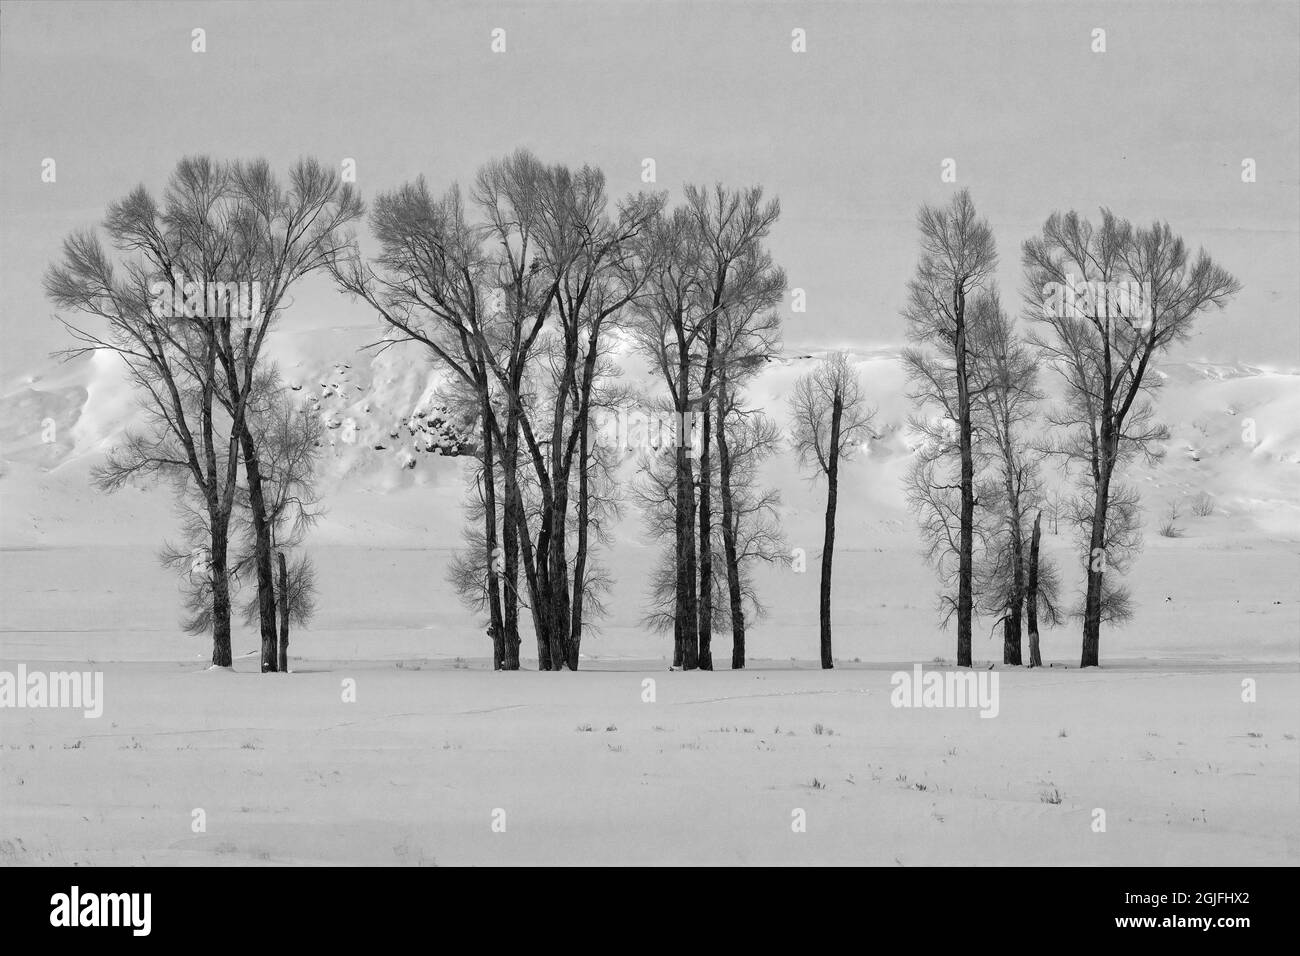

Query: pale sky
left=3, top=0, right=1297, bottom=383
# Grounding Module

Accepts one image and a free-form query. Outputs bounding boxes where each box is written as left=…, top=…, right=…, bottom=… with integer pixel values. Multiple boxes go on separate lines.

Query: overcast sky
left=3, top=0, right=1296, bottom=383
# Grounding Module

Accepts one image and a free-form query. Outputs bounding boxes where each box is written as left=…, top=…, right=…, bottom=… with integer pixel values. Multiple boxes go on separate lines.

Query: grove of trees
left=47, top=156, right=1238, bottom=672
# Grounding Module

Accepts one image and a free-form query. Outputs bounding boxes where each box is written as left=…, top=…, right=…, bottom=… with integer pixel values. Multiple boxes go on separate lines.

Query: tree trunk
left=208, top=507, right=233, bottom=667
left=1004, top=526, right=1024, bottom=665
left=697, top=403, right=714, bottom=670
left=502, top=506, right=521, bottom=670
left=1081, top=477, right=1110, bottom=668
left=529, top=426, right=556, bottom=672
left=1002, top=603, right=1022, bottom=666
left=954, top=287, right=974, bottom=668
left=567, top=408, right=590, bottom=671
left=819, top=391, right=843, bottom=669
left=676, top=441, right=699, bottom=669
left=1026, top=510, right=1042, bottom=668
left=546, top=527, right=570, bottom=671
left=716, top=380, right=745, bottom=670
left=525, top=508, right=551, bottom=670
left=237, top=424, right=279, bottom=673
left=201, top=334, right=233, bottom=668
left=501, top=358, right=525, bottom=670
left=501, top=395, right=522, bottom=671
left=532, top=517, right=554, bottom=670
left=277, top=551, right=289, bottom=673
left=545, top=400, right=572, bottom=671
left=481, top=397, right=506, bottom=671
left=675, top=351, right=699, bottom=669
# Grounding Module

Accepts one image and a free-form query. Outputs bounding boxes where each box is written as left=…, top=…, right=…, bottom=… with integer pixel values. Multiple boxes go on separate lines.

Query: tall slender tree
left=234, top=371, right=322, bottom=673
left=47, top=167, right=243, bottom=666
left=630, top=188, right=781, bottom=669
left=789, top=352, right=875, bottom=669
left=1024, top=210, right=1238, bottom=666
left=902, top=189, right=997, bottom=667
left=218, top=158, right=360, bottom=671
left=968, top=292, right=1043, bottom=664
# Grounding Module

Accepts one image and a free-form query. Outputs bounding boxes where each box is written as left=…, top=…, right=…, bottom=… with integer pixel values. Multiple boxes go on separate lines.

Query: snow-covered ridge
left=3, top=329, right=1298, bottom=531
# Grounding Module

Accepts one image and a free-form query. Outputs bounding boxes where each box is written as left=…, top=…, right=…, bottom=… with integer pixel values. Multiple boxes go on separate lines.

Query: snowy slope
left=1, top=328, right=1297, bottom=665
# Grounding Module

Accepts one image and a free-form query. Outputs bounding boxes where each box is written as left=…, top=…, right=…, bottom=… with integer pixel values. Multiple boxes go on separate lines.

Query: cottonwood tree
left=463, top=156, right=659, bottom=671
left=47, top=167, right=241, bottom=665
left=151, top=370, right=322, bottom=668
left=630, top=187, right=782, bottom=669
left=789, top=352, right=876, bottom=669
left=437, top=368, right=519, bottom=669
left=684, top=186, right=782, bottom=670
left=233, top=374, right=322, bottom=672
left=562, top=338, right=632, bottom=665
left=1023, top=210, right=1238, bottom=666
left=448, top=345, right=622, bottom=669
left=709, top=278, right=783, bottom=667
left=903, top=288, right=1002, bottom=657
left=633, top=393, right=784, bottom=664
left=333, top=175, right=520, bottom=663
left=333, top=151, right=658, bottom=670
left=902, top=189, right=997, bottom=667
left=968, top=292, right=1047, bottom=664
left=58, top=157, right=360, bottom=673
left=527, top=179, right=659, bottom=671
left=708, top=239, right=783, bottom=668
left=630, top=209, right=706, bottom=668
left=216, top=158, right=360, bottom=672
left=714, top=392, right=786, bottom=666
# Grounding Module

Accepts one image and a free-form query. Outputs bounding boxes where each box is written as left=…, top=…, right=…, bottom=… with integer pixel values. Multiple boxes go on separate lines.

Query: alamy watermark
left=1041, top=273, right=1150, bottom=326
left=592, top=407, right=701, bottom=457
left=50, top=886, right=150, bottom=936
left=149, top=272, right=262, bottom=321
left=0, top=665, right=103, bottom=718
left=890, top=664, right=999, bottom=718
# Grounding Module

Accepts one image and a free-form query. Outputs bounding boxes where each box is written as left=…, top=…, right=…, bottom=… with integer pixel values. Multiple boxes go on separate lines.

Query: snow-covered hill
left=1, top=327, right=1297, bottom=665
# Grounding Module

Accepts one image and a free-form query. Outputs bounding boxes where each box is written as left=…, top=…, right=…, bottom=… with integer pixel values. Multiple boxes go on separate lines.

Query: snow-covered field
left=2, top=331, right=1298, bottom=866
left=1, top=661, right=1295, bottom=866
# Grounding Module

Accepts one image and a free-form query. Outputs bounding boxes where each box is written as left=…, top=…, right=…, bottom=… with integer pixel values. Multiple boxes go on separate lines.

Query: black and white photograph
left=0, top=0, right=1296, bottom=899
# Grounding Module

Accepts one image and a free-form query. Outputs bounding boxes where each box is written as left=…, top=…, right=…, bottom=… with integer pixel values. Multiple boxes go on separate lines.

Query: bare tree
left=473, top=154, right=659, bottom=670
left=715, top=395, right=786, bottom=667
left=630, top=187, right=782, bottom=669
left=1023, top=210, right=1238, bottom=666
left=789, top=352, right=876, bottom=669
left=630, top=208, right=705, bottom=668
left=232, top=372, right=323, bottom=672
left=633, top=398, right=784, bottom=654
left=710, top=234, right=783, bottom=669
left=968, top=292, right=1044, bottom=664
left=902, top=189, right=997, bottom=667
left=683, top=185, right=782, bottom=670
left=333, top=174, right=520, bottom=664
left=217, top=158, right=360, bottom=672
left=61, top=157, right=359, bottom=672
left=334, top=151, right=658, bottom=670
left=46, top=165, right=243, bottom=666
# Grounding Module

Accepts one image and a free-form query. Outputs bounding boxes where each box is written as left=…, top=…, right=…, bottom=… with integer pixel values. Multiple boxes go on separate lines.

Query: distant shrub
left=1190, top=491, right=1216, bottom=517
left=1158, top=501, right=1184, bottom=538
